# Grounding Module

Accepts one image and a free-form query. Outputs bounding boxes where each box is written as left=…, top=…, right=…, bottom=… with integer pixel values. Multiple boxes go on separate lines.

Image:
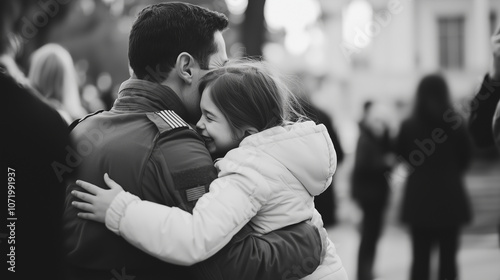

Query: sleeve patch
left=171, top=165, right=217, bottom=190
left=156, top=110, right=189, bottom=129
left=186, top=185, right=207, bottom=202
left=147, top=110, right=190, bottom=134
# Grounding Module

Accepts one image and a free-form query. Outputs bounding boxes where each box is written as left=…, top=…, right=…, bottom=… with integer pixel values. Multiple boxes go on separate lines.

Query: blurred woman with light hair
left=29, top=43, right=88, bottom=124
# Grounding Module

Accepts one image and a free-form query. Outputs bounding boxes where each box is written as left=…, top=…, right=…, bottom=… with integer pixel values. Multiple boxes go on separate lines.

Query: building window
left=438, top=16, right=464, bottom=69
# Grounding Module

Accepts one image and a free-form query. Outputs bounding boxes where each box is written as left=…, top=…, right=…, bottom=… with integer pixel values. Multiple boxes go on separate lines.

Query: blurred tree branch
left=242, top=0, right=266, bottom=58
left=14, top=0, right=76, bottom=67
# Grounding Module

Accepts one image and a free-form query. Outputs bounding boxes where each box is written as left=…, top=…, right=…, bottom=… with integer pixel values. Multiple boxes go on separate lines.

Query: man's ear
left=175, top=52, right=195, bottom=84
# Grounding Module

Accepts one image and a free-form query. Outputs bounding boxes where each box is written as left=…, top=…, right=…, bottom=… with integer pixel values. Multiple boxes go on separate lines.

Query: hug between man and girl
left=70, top=58, right=348, bottom=280
left=64, top=2, right=348, bottom=279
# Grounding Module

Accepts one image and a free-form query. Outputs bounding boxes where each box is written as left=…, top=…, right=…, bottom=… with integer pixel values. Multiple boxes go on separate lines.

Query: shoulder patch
left=147, top=110, right=190, bottom=134
left=69, top=109, right=104, bottom=131
left=171, top=165, right=217, bottom=202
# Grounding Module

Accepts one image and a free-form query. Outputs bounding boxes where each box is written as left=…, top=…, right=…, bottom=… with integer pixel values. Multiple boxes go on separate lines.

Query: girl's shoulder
left=241, top=121, right=321, bottom=146
left=214, top=146, right=273, bottom=201
left=216, top=145, right=266, bottom=173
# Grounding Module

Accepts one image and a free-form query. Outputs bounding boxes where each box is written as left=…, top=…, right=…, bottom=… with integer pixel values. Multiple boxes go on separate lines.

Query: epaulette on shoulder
left=147, top=110, right=190, bottom=134
left=69, top=110, right=104, bottom=131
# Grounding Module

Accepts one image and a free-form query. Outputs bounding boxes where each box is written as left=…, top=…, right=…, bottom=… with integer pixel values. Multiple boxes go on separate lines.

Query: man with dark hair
left=63, top=2, right=322, bottom=280
left=128, top=2, right=228, bottom=80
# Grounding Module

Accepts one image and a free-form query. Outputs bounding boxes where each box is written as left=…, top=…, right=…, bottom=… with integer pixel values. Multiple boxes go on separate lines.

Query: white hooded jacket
left=104, top=121, right=345, bottom=278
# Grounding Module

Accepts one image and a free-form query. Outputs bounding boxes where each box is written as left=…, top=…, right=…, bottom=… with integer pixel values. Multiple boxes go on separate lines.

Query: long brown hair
left=198, top=59, right=307, bottom=136
left=412, top=73, right=454, bottom=125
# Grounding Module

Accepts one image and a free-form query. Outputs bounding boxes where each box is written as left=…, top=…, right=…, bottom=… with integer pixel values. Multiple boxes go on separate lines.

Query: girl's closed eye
left=205, top=114, right=215, bottom=122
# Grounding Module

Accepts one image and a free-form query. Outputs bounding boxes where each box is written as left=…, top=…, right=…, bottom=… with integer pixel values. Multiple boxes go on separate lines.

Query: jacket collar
left=111, top=78, right=188, bottom=120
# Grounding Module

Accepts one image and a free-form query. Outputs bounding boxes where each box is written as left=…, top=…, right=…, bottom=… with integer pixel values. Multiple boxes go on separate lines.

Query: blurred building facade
left=27, top=0, right=500, bottom=149
left=329, top=0, right=499, bottom=99
left=263, top=0, right=500, bottom=152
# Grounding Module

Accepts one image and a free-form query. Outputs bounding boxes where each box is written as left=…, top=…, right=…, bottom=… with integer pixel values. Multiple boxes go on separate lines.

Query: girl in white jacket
left=72, top=60, right=348, bottom=280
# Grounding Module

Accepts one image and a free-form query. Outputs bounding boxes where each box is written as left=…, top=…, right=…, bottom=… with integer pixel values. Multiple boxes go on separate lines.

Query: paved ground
left=326, top=152, right=500, bottom=280
left=327, top=224, right=500, bottom=280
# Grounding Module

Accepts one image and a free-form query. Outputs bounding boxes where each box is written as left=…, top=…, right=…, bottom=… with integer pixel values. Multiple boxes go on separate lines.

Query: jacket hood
left=240, top=121, right=337, bottom=196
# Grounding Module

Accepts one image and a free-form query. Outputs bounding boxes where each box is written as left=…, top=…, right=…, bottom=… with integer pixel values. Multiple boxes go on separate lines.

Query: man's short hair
left=129, top=2, right=228, bottom=80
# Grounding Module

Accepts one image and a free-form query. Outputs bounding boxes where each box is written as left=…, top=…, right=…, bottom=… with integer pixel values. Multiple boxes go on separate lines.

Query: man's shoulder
left=146, top=110, right=191, bottom=135
left=69, top=110, right=105, bottom=131
left=147, top=110, right=206, bottom=148
left=146, top=110, right=215, bottom=209
left=148, top=110, right=210, bottom=158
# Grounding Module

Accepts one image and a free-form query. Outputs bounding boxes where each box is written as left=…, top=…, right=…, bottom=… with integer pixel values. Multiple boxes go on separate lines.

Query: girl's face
left=196, top=87, right=243, bottom=155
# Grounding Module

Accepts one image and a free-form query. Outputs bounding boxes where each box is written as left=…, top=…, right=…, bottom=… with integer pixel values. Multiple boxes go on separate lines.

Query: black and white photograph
left=2, top=0, right=500, bottom=279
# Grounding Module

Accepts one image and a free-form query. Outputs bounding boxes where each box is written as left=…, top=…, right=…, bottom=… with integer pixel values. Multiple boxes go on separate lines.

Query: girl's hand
left=71, top=173, right=124, bottom=223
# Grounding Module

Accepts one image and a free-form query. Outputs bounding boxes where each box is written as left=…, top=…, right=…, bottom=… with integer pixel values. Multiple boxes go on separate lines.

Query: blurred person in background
left=28, top=43, right=88, bottom=124
left=351, top=100, right=396, bottom=280
left=1, top=0, right=70, bottom=279
left=396, top=74, right=473, bottom=280
left=296, top=73, right=345, bottom=228
left=468, top=25, right=500, bottom=245
left=302, top=100, right=345, bottom=227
